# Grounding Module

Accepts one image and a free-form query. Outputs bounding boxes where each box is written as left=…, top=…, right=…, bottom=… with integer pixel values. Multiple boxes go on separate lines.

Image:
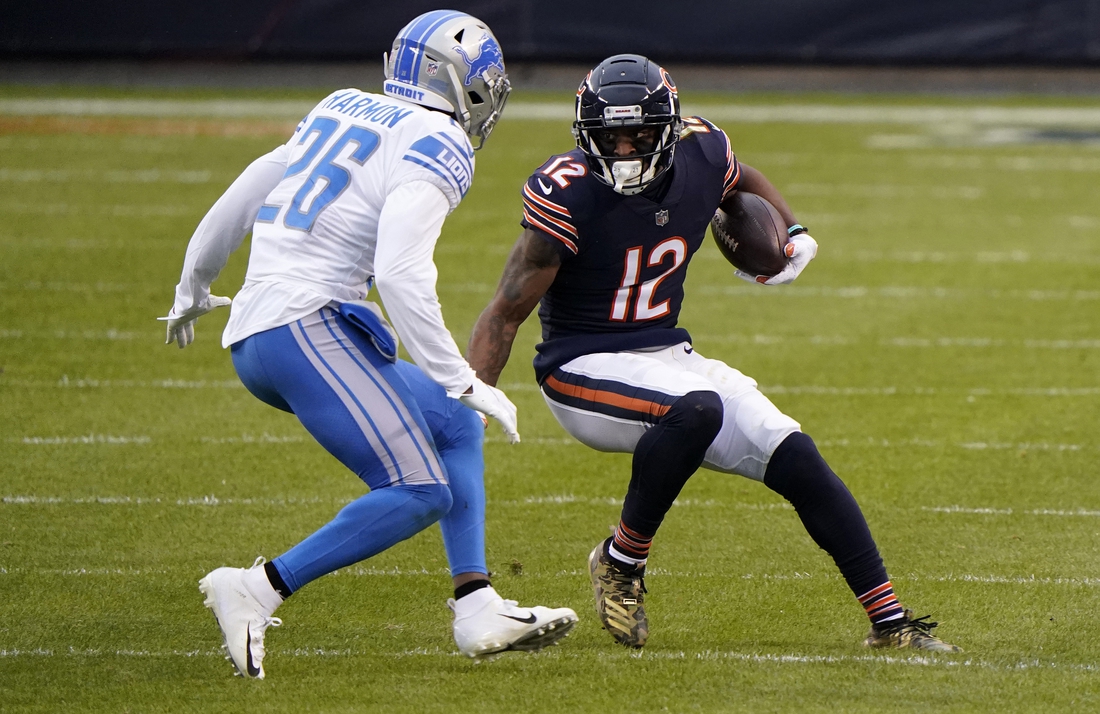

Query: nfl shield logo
left=655, top=209, right=669, bottom=226
left=426, top=61, right=440, bottom=76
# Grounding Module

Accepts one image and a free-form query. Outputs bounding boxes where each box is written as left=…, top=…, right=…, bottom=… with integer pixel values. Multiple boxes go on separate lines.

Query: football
left=710, top=192, right=790, bottom=278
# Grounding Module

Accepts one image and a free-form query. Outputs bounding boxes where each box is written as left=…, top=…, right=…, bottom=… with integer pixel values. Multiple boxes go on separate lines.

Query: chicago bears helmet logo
left=454, top=34, right=505, bottom=86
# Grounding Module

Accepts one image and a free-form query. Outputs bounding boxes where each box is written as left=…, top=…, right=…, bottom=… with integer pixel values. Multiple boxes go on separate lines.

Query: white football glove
left=734, top=234, right=818, bottom=286
left=158, top=295, right=232, bottom=349
left=453, top=378, right=520, bottom=444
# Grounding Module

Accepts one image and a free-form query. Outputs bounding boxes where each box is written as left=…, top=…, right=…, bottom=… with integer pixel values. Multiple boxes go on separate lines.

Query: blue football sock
left=271, top=483, right=452, bottom=593
left=436, top=407, right=489, bottom=577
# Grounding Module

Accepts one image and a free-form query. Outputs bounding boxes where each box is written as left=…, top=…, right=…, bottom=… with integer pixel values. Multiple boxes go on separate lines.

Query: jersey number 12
left=610, top=237, right=688, bottom=322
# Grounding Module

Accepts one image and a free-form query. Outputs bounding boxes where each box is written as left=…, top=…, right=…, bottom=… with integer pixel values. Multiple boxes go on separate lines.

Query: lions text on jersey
left=520, top=117, right=740, bottom=382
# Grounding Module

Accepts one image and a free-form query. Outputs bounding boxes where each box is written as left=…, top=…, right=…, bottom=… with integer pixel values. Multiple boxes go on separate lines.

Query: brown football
left=710, top=192, right=790, bottom=278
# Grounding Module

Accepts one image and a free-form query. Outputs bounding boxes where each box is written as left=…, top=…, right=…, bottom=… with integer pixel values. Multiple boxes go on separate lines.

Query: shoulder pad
left=679, top=116, right=731, bottom=167
left=520, top=152, right=594, bottom=254
left=681, top=115, right=720, bottom=136
left=679, top=116, right=741, bottom=197
left=401, top=129, right=475, bottom=206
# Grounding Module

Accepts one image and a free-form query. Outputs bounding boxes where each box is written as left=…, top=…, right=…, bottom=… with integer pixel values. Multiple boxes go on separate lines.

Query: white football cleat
left=198, top=557, right=283, bottom=679
left=449, top=586, right=578, bottom=660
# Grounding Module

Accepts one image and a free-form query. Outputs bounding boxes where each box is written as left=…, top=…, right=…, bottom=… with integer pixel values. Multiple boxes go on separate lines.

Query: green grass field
left=1, top=84, right=1099, bottom=712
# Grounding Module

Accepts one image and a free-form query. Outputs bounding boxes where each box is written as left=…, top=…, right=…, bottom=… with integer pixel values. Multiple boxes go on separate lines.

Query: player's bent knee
left=665, top=390, right=724, bottom=444
left=400, top=483, right=454, bottom=526
left=425, top=483, right=454, bottom=521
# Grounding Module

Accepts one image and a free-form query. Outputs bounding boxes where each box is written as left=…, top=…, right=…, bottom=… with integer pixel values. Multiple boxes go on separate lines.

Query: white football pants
left=540, top=342, right=800, bottom=481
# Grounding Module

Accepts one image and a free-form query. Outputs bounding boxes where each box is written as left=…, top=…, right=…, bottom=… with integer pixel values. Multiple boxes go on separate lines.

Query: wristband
left=787, top=224, right=808, bottom=237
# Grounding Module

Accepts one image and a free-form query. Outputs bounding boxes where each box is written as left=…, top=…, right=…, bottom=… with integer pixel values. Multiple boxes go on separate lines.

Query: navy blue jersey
left=521, top=117, right=741, bottom=383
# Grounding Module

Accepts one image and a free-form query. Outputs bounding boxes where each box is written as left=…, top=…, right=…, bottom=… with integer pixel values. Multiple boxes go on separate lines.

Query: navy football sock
left=263, top=561, right=293, bottom=599
left=454, top=579, right=492, bottom=600
left=615, top=390, right=723, bottom=561
left=763, top=432, right=889, bottom=601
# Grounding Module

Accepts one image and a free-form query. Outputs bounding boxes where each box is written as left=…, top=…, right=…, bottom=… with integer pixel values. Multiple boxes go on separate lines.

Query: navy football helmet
left=573, top=55, right=682, bottom=195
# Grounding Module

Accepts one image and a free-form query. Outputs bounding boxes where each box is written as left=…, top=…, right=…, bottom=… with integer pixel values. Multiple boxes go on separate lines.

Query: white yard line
left=17, top=433, right=304, bottom=444
left=695, top=285, right=1100, bottom=301
left=816, top=438, right=1093, bottom=451
left=0, top=202, right=195, bottom=216
left=3, top=377, right=244, bottom=388
left=0, top=168, right=212, bottom=183
left=759, top=386, right=1100, bottom=395
left=5, top=99, right=1100, bottom=128
left=907, top=154, right=1100, bottom=172
left=784, top=182, right=985, bottom=199
left=0, top=644, right=1095, bottom=674
left=10, top=436, right=1099, bottom=449
left=694, top=335, right=1100, bottom=350
left=0, top=330, right=139, bottom=340
left=818, top=250, right=1100, bottom=264
left=5, top=495, right=1098, bottom=516
left=19, top=435, right=151, bottom=445
left=1, top=495, right=344, bottom=505
left=0, top=98, right=316, bottom=118
left=910, top=573, right=1100, bottom=585
left=682, top=104, right=1100, bottom=127
left=5, top=332, right=1100, bottom=350
left=1, top=282, right=131, bottom=293
left=5, top=283, right=1100, bottom=303
left=200, top=434, right=306, bottom=443
left=3, top=565, right=1098, bottom=588
left=584, top=649, right=1100, bottom=673
left=925, top=506, right=1100, bottom=517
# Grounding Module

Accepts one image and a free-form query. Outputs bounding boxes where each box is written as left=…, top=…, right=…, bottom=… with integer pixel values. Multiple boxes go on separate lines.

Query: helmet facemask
left=459, top=64, right=510, bottom=150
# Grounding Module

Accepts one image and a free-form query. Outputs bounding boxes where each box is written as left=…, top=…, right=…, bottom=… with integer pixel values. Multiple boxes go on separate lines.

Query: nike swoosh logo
left=685, top=345, right=694, bottom=354
left=537, top=178, right=553, bottom=195
left=245, top=623, right=260, bottom=677
left=500, top=612, right=538, bottom=624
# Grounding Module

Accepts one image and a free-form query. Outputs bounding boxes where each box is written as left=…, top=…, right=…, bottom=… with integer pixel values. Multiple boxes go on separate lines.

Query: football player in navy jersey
left=467, top=54, right=959, bottom=653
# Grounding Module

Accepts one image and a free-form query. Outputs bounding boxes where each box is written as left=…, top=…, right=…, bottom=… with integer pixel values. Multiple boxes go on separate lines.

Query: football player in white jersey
left=161, top=11, right=576, bottom=679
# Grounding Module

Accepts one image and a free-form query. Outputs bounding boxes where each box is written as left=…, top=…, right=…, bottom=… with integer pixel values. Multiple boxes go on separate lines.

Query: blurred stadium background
left=4, top=0, right=1100, bottom=91
left=3, top=2, right=1100, bottom=713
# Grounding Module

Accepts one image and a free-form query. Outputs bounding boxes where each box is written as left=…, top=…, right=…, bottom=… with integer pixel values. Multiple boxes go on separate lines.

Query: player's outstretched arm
left=161, top=146, right=289, bottom=348
left=375, top=182, right=521, bottom=444
left=467, top=228, right=561, bottom=387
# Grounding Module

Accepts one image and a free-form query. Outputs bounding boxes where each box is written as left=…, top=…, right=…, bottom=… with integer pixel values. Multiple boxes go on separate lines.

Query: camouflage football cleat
left=863, top=609, right=961, bottom=653
left=588, top=539, right=648, bottom=648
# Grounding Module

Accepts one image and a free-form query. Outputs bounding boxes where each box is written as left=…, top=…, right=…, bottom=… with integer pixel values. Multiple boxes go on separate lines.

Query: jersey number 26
left=283, top=116, right=380, bottom=232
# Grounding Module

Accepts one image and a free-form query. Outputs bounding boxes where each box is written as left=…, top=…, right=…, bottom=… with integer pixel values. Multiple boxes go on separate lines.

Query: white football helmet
left=383, top=10, right=511, bottom=150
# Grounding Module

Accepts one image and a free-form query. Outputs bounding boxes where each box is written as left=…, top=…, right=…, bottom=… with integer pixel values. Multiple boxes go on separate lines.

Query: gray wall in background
left=5, top=1, right=1100, bottom=64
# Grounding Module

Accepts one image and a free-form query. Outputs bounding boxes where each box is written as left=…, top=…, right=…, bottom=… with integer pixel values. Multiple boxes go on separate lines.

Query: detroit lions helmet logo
left=454, top=34, right=505, bottom=86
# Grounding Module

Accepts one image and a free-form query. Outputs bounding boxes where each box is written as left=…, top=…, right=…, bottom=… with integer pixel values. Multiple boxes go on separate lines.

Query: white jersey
left=171, top=88, right=479, bottom=393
